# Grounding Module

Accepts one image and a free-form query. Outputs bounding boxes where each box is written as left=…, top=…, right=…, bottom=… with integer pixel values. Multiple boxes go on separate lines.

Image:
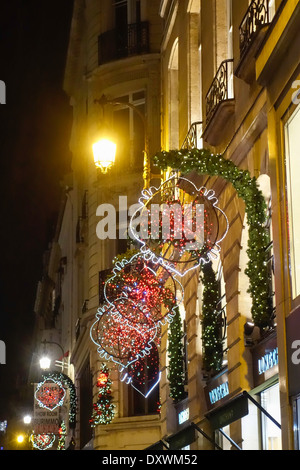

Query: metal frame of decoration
left=129, top=175, right=229, bottom=278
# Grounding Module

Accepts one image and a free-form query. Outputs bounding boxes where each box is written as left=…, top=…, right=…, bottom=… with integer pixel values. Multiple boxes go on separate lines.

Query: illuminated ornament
left=90, top=302, right=158, bottom=370
left=105, top=252, right=183, bottom=327
left=30, top=433, right=56, bottom=451
left=35, top=378, right=66, bottom=411
left=129, top=175, right=229, bottom=278
left=97, top=372, right=109, bottom=386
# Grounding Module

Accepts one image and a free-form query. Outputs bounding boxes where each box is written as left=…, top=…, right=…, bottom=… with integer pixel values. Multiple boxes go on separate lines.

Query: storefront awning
left=205, top=390, right=281, bottom=432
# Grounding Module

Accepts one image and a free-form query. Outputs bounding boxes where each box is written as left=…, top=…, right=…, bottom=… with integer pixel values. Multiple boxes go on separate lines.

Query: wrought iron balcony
left=205, top=59, right=234, bottom=127
left=181, top=121, right=203, bottom=150
left=98, top=21, right=150, bottom=65
left=239, top=0, right=271, bottom=58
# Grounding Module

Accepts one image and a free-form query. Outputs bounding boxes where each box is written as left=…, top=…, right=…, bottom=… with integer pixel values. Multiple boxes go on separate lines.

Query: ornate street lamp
left=39, top=340, right=66, bottom=372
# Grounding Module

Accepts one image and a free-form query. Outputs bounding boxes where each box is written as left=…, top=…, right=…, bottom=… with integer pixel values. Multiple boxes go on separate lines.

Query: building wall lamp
left=39, top=339, right=67, bottom=372
left=93, top=94, right=150, bottom=188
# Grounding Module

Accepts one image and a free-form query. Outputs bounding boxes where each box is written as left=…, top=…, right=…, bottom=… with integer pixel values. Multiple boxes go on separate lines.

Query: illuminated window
left=284, top=104, right=300, bottom=299
left=261, top=383, right=282, bottom=450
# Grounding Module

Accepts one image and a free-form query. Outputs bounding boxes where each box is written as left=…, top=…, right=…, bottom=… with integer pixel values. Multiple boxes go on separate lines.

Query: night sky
left=0, top=1, right=74, bottom=422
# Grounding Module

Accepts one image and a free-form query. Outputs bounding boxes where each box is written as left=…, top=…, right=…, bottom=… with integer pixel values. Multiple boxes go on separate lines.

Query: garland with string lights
left=153, top=148, right=273, bottom=328
left=43, top=372, right=77, bottom=429
left=90, top=364, right=115, bottom=426
left=57, top=421, right=66, bottom=450
left=167, top=306, right=186, bottom=402
left=200, top=262, right=224, bottom=372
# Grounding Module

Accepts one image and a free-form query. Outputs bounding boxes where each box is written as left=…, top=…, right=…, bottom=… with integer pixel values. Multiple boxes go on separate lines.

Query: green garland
left=201, top=262, right=223, bottom=372
left=153, top=148, right=273, bottom=328
left=43, top=371, right=77, bottom=429
left=167, top=305, right=186, bottom=402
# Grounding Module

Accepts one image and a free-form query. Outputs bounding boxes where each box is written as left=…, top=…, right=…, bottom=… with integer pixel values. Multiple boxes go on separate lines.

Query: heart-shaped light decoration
left=35, top=378, right=66, bottom=411
left=31, top=433, right=56, bottom=451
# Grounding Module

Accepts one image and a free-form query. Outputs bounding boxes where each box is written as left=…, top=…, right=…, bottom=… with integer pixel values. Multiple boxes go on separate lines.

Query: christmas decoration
left=90, top=364, right=115, bottom=426
left=167, top=306, right=186, bottom=402
left=35, top=377, right=66, bottom=411
left=105, top=252, right=180, bottom=327
left=30, top=433, right=56, bottom=451
left=57, top=421, right=66, bottom=450
left=42, top=372, right=77, bottom=429
left=129, top=175, right=228, bottom=278
left=127, top=344, right=161, bottom=398
left=152, top=148, right=273, bottom=328
left=90, top=301, right=158, bottom=370
left=201, top=262, right=224, bottom=373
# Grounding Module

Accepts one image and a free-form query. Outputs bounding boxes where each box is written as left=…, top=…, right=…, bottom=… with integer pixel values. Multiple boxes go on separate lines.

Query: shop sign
left=178, top=408, right=189, bottom=425
left=258, top=347, right=278, bottom=375
left=252, top=332, right=278, bottom=387
left=208, top=381, right=230, bottom=405
left=206, top=393, right=249, bottom=430
left=204, top=369, right=230, bottom=411
left=33, top=384, right=60, bottom=435
left=286, top=305, right=300, bottom=396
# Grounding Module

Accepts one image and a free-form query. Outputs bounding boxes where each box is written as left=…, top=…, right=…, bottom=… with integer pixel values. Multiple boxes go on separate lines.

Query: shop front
left=286, top=305, right=300, bottom=449
left=202, top=332, right=281, bottom=450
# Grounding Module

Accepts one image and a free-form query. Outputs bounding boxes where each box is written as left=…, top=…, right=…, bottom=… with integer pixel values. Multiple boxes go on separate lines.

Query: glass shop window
left=261, top=383, right=282, bottom=450
left=284, top=104, right=300, bottom=299
left=241, top=383, right=281, bottom=449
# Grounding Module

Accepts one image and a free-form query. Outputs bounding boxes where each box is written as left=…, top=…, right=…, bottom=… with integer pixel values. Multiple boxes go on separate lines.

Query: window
left=112, top=91, right=145, bottom=170
left=261, top=383, right=282, bottom=450
left=241, top=383, right=281, bottom=449
left=284, top=104, right=300, bottom=299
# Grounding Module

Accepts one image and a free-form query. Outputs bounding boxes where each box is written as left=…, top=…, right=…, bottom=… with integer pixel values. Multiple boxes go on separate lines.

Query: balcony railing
left=239, top=0, right=271, bottom=58
left=181, top=121, right=203, bottom=150
left=98, top=21, right=150, bottom=65
left=205, top=59, right=234, bottom=126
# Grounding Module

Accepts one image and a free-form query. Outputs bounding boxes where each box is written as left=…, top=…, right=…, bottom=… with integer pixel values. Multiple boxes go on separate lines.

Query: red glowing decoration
left=31, top=433, right=56, bottom=451
left=97, top=372, right=109, bottom=386
left=90, top=301, right=158, bottom=369
left=105, top=255, right=180, bottom=327
left=35, top=378, right=66, bottom=411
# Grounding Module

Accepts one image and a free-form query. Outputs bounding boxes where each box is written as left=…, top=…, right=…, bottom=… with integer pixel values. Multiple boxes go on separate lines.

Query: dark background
left=0, top=0, right=74, bottom=427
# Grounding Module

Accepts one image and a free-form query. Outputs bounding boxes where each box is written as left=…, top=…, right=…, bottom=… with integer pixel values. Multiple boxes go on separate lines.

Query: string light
left=201, top=262, right=224, bottom=372
left=30, top=433, right=56, bottom=451
left=57, top=421, right=66, bottom=450
left=152, top=148, right=273, bottom=328
left=90, top=364, right=115, bottom=426
left=167, top=306, right=186, bottom=402
left=42, top=372, right=77, bottom=429
left=90, top=302, right=158, bottom=369
left=129, top=175, right=229, bottom=278
left=35, top=378, right=66, bottom=411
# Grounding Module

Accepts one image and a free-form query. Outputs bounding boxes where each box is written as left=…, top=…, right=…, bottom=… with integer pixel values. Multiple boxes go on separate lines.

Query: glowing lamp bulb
left=39, top=355, right=51, bottom=370
left=93, top=139, right=117, bottom=173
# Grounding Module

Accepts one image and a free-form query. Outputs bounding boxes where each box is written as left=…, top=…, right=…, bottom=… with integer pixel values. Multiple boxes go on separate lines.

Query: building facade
left=31, top=0, right=300, bottom=450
